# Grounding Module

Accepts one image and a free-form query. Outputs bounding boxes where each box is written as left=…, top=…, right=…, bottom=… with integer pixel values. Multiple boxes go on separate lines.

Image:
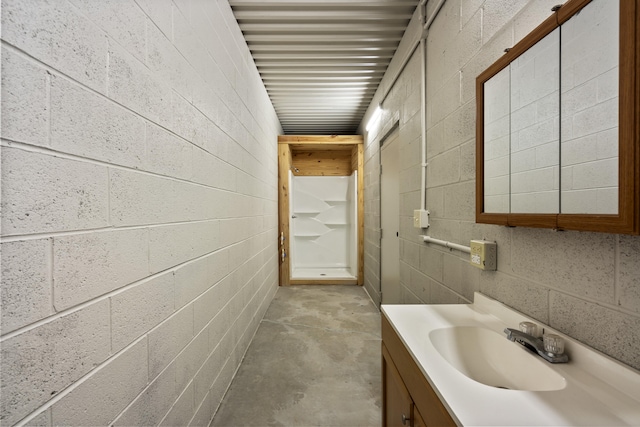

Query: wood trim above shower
left=278, top=135, right=363, bottom=145
left=291, top=150, right=353, bottom=176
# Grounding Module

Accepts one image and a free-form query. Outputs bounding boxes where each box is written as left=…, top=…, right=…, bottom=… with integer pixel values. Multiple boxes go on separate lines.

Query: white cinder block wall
left=361, top=0, right=640, bottom=371
left=1, top=0, right=281, bottom=425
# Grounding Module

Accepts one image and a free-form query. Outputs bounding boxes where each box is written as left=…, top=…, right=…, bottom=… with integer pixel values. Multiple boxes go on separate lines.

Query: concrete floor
left=211, top=285, right=382, bottom=426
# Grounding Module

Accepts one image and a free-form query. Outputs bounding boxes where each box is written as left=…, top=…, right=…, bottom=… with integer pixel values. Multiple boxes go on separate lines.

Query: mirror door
left=560, top=0, right=619, bottom=214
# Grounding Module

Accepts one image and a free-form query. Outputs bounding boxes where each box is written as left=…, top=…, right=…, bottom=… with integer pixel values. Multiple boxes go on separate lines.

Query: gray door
left=380, top=131, right=400, bottom=304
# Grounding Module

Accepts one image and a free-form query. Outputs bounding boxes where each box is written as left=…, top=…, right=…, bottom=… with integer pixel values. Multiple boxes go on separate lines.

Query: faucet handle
left=543, top=334, right=565, bottom=355
left=519, top=321, right=539, bottom=337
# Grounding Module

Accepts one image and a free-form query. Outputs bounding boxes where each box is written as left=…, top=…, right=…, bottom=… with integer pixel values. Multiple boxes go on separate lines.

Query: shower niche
left=278, top=135, right=364, bottom=286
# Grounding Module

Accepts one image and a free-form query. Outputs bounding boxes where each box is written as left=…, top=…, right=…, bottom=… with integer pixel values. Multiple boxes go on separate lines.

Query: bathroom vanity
left=382, top=314, right=455, bottom=427
left=381, top=293, right=640, bottom=426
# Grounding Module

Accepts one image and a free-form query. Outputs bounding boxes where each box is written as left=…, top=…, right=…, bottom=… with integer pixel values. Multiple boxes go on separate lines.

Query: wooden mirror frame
left=476, top=0, right=639, bottom=234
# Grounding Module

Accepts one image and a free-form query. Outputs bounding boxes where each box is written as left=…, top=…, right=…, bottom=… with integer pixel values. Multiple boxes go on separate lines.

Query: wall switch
left=470, top=240, right=497, bottom=270
left=413, top=209, right=430, bottom=228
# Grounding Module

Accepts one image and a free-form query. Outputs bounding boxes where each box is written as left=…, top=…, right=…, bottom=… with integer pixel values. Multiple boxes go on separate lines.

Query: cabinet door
left=382, top=314, right=457, bottom=427
left=383, top=344, right=412, bottom=427
left=413, top=406, right=427, bottom=427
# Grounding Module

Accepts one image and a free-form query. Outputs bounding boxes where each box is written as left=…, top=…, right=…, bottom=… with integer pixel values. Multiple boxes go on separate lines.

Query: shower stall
left=289, top=173, right=358, bottom=281
left=278, top=135, right=363, bottom=286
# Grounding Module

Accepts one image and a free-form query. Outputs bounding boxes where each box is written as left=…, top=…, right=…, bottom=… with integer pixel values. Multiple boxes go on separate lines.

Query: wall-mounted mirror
left=476, top=0, right=639, bottom=234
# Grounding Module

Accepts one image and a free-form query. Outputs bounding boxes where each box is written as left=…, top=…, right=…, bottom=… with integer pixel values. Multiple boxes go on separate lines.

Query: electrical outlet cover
left=470, top=240, right=497, bottom=270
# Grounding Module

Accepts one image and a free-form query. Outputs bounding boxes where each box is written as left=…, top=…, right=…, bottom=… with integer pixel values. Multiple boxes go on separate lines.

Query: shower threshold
left=291, top=268, right=356, bottom=280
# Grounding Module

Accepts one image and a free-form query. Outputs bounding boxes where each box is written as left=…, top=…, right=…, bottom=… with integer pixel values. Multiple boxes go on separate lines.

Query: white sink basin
left=429, top=326, right=567, bottom=391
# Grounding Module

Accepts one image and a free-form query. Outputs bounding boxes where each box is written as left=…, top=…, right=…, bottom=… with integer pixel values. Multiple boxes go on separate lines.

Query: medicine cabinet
left=476, top=0, right=639, bottom=234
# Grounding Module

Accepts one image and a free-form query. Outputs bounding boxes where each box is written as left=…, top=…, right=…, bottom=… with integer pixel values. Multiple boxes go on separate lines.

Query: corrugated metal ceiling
left=229, top=0, right=420, bottom=134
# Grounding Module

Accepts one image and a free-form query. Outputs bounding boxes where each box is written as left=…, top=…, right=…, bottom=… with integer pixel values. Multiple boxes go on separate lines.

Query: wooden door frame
left=278, top=135, right=364, bottom=286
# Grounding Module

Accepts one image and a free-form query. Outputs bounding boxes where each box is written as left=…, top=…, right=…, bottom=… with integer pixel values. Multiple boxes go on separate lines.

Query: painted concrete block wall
left=360, top=0, right=640, bottom=371
left=1, top=0, right=281, bottom=425
left=361, top=8, right=424, bottom=305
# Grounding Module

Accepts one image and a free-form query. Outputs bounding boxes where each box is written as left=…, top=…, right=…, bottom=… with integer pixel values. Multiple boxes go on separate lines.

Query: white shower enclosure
left=277, top=135, right=363, bottom=286
left=289, top=172, right=358, bottom=281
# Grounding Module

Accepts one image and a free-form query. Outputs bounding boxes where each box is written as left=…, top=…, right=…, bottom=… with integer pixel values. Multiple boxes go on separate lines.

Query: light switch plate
left=413, top=209, right=430, bottom=228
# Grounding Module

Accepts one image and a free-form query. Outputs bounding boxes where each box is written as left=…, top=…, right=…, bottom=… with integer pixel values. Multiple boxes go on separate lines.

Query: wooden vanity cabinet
left=382, top=344, right=412, bottom=426
left=413, top=408, right=427, bottom=427
left=382, top=314, right=456, bottom=427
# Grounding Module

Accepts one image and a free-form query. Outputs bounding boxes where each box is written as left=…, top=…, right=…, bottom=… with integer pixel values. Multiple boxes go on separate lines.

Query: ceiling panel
left=229, top=0, right=419, bottom=134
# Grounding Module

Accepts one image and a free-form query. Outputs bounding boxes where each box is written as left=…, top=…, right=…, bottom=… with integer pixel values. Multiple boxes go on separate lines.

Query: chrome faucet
left=504, top=328, right=569, bottom=363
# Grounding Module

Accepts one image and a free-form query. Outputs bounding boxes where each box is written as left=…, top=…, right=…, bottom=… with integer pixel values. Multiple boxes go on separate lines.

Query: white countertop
left=382, top=293, right=640, bottom=426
